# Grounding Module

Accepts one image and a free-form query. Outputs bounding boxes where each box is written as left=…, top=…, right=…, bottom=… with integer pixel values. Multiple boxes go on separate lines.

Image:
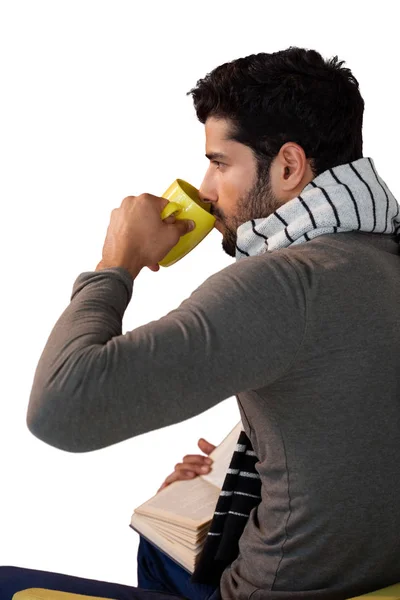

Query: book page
left=201, top=421, right=242, bottom=489
left=135, top=476, right=220, bottom=528
left=143, top=513, right=208, bottom=543
left=150, top=521, right=207, bottom=552
left=131, top=514, right=195, bottom=573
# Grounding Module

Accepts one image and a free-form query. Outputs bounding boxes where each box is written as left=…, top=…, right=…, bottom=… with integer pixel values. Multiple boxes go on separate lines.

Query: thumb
left=172, top=219, right=196, bottom=237
left=198, top=438, right=216, bottom=456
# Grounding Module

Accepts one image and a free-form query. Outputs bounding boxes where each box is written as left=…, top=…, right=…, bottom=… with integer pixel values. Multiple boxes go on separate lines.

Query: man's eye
left=212, top=161, right=222, bottom=169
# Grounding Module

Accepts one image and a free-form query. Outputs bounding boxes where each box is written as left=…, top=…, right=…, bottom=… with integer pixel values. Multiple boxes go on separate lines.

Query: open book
left=130, top=421, right=242, bottom=574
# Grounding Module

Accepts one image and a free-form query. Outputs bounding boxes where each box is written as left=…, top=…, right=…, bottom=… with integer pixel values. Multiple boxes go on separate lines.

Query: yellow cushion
left=12, top=589, right=116, bottom=600
left=12, top=582, right=400, bottom=600
left=347, top=583, right=400, bottom=599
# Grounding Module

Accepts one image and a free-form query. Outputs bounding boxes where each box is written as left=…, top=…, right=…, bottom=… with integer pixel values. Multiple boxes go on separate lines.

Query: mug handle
left=161, top=201, right=182, bottom=221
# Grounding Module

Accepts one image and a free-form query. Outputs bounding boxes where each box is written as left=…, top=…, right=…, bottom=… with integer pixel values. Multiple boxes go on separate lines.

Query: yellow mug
left=159, top=179, right=216, bottom=267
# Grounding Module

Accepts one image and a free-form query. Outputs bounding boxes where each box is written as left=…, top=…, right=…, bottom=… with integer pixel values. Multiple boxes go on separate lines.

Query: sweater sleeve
left=27, top=254, right=306, bottom=452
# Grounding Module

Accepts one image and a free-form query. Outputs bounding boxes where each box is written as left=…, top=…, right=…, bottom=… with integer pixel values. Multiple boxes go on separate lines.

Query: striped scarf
left=192, top=430, right=260, bottom=585
left=235, top=157, right=399, bottom=258
left=192, top=157, right=399, bottom=586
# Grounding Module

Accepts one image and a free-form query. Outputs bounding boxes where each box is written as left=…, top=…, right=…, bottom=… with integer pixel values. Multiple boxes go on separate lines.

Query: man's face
left=199, top=117, right=282, bottom=257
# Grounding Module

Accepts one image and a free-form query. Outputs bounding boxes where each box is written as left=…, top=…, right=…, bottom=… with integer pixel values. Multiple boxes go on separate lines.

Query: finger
left=198, top=438, right=217, bottom=456
left=163, top=469, right=197, bottom=487
left=147, top=264, right=160, bottom=272
left=163, top=215, right=176, bottom=224
left=137, top=193, right=171, bottom=213
left=168, top=219, right=195, bottom=237
left=120, top=195, right=136, bottom=208
left=175, top=462, right=212, bottom=476
left=181, top=454, right=213, bottom=465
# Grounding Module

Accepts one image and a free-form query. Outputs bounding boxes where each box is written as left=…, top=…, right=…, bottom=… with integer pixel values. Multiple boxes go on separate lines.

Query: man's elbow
left=26, top=405, right=101, bottom=453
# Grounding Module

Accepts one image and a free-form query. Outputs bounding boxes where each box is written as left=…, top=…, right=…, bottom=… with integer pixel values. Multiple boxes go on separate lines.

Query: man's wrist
left=95, top=260, right=141, bottom=280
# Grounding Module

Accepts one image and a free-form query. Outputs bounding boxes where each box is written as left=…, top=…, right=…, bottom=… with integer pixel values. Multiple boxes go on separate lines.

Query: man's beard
left=216, top=169, right=282, bottom=258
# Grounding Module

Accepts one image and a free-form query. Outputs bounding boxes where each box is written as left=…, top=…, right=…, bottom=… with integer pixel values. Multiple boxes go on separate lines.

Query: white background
left=0, top=0, right=399, bottom=589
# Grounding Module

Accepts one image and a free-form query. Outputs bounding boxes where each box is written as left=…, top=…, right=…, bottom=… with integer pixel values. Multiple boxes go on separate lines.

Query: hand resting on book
left=131, top=422, right=242, bottom=573
left=158, top=437, right=216, bottom=492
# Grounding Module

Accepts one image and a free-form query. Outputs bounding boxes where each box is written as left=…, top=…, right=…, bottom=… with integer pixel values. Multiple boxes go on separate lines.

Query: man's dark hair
left=188, top=47, right=364, bottom=177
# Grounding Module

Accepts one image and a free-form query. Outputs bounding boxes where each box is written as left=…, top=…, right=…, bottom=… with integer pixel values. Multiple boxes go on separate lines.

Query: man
left=3, top=47, right=400, bottom=599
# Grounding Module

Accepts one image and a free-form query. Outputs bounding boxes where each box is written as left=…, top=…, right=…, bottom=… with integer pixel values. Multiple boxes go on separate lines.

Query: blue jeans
left=0, top=537, right=219, bottom=600
left=137, top=537, right=217, bottom=600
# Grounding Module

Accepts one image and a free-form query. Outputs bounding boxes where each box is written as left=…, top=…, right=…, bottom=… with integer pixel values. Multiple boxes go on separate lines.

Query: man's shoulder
left=198, top=232, right=398, bottom=301
left=200, top=246, right=306, bottom=299
left=215, top=234, right=348, bottom=278
left=205, top=232, right=389, bottom=291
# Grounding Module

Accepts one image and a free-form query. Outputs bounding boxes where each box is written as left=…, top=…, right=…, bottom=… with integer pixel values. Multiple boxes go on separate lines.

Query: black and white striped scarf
left=192, top=430, right=260, bottom=585
left=192, top=157, right=399, bottom=586
left=235, top=157, right=399, bottom=258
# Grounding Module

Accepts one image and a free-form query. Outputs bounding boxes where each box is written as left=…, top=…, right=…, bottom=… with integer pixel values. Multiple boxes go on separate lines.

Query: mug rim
left=175, top=178, right=200, bottom=201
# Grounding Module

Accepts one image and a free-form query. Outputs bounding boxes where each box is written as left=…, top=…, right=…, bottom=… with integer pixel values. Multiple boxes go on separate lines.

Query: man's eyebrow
left=206, top=152, right=229, bottom=162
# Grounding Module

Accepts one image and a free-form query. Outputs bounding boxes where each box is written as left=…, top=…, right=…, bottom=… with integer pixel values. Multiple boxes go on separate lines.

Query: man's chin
left=214, top=220, right=236, bottom=257
left=222, top=237, right=236, bottom=258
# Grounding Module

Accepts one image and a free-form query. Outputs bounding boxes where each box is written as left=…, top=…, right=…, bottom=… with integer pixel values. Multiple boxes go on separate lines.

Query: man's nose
left=199, top=179, right=217, bottom=205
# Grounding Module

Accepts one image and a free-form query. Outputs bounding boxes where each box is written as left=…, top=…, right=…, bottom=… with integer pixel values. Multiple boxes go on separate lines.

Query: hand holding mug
left=96, top=179, right=216, bottom=278
left=95, top=192, right=195, bottom=278
left=158, top=179, right=216, bottom=267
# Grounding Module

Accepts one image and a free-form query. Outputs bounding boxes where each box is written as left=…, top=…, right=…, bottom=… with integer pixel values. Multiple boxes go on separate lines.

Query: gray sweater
left=28, top=231, right=400, bottom=599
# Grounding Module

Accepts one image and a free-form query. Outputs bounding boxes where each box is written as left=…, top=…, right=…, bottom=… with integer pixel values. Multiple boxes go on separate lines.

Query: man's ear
left=270, top=143, right=314, bottom=201
left=279, top=143, right=308, bottom=190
